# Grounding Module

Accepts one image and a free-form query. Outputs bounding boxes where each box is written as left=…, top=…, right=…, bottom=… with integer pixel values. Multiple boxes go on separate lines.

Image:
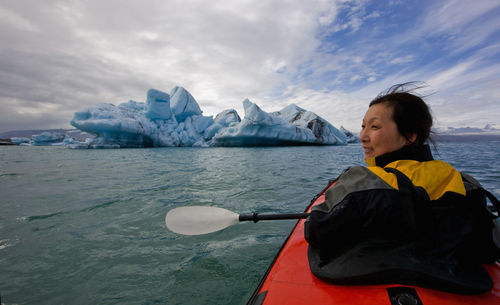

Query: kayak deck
left=247, top=182, right=500, bottom=305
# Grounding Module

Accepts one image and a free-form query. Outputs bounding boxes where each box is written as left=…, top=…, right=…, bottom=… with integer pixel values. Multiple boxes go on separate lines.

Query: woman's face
left=360, top=103, right=410, bottom=159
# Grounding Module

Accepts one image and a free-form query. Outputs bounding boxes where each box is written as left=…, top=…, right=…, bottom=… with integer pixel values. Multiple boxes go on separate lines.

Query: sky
left=1, top=0, right=500, bottom=134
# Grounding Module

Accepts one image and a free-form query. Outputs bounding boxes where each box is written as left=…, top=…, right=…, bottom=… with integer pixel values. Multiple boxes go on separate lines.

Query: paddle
left=165, top=206, right=310, bottom=235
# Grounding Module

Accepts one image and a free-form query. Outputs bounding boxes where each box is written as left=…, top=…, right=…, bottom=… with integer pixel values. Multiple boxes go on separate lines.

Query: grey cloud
left=1, top=0, right=326, bottom=132
left=1, top=0, right=499, bottom=133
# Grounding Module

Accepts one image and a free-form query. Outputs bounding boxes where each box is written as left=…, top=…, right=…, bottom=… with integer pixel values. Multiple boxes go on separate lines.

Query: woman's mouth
left=363, top=146, right=374, bottom=157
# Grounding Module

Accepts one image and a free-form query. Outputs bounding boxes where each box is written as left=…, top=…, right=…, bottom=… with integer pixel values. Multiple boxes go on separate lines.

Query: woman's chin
left=363, top=151, right=374, bottom=160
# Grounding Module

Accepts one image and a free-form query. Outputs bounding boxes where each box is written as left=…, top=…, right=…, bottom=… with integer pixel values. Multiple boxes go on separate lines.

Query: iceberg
left=0, top=129, right=93, bottom=146
left=10, top=137, right=31, bottom=145
left=32, top=132, right=66, bottom=146
left=69, top=87, right=347, bottom=148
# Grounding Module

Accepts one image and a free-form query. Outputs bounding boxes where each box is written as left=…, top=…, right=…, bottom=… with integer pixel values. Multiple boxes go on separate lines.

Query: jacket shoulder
left=314, top=166, right=395, bottom=213
left=387, top=160, right=466, bottom=199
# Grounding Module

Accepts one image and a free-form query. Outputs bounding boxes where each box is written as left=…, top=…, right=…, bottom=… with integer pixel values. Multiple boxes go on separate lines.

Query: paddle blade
left=165, top=206, right=239, bottom=235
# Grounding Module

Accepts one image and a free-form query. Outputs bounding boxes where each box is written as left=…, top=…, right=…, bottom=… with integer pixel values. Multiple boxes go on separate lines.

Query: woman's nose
left=360, top=129, right=368, bottom=142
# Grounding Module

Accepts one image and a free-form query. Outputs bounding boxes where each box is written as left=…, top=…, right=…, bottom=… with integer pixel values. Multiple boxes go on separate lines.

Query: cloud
left=418, top=0, right=500, bottom=35
left=0, top=0, right=499, bottom=134
left=1, top=0, right=346, bottom=132
left=295, top=0, right=500, bottom=131
left=0, top=6, right=38, bottom=32
left=390, top=55, right=415, bottom=65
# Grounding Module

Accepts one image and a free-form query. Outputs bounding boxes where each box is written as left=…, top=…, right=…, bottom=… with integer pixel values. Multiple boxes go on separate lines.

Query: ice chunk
left=170, top=86, right=202, bottom=122
left=340, top=126, right=359, bottom=143
left=145, top=89, right=173, bottom=120
left=274, top=104, right=347, bottom=144
left=71, top=102, right=177, bottom=148
left=51, top=135, right=77, bottom=146
left=214, top=109, right=241, bottom=126
left=72, top=87, right=196, bottom=147
left=177, top=117, right=201, bottom=146
left=11, top=137, right=31, bottom=145
left=119, top=100, right=146, bottom=112
left=203, top=109, right=241, bottom=140
left=32, top=132, right=66, bottom=146
left=191, top=115, right=214, bottom=134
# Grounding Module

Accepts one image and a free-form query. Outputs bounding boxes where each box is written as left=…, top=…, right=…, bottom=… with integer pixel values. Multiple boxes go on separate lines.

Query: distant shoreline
left=0, top=128, right=72, bottom=138
left=0, top=129, right=93, bottom=142
left=433, top=134, right=500, bottom=142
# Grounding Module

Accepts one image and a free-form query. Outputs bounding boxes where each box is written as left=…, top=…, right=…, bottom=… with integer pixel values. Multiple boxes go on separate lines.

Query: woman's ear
left=408, top=133, right=417, bottom=144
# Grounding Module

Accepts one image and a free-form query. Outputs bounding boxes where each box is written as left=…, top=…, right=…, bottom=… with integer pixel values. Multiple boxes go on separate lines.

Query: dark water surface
left=0, top=142, right=499, bottom=304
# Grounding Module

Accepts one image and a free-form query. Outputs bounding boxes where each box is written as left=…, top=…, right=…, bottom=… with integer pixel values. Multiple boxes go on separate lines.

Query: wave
left=19, top=211, right=66, bottom=222
left=81, top=199, right=121, bottom=212
left=0, top=172, right=23, bottom=177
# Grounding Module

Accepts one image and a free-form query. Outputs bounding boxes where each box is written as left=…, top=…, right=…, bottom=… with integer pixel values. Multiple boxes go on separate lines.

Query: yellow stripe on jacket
left=365, top=159, right=466, bottom=200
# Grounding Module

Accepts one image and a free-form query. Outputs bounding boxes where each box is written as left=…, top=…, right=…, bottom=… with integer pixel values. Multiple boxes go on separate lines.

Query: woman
left=305, top=83, right=499, bottom=294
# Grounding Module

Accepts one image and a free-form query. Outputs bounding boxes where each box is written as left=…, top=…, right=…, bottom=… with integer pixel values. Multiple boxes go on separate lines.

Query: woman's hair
left=370, top=82, right=434, bottom=147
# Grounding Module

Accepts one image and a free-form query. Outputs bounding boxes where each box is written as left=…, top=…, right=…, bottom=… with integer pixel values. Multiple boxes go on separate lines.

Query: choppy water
left=1, top=142, right=499, bottom=305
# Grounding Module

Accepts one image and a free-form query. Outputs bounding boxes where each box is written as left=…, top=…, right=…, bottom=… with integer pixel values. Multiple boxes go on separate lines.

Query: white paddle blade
left=165, top=206, right=240, bottom=235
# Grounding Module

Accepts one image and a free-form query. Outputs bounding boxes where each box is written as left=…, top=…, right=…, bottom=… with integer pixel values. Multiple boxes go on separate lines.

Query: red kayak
left=247, top=181, right=500, bottom=305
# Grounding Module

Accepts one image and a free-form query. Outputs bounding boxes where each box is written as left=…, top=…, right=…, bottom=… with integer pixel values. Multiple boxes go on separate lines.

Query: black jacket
left=305, top=145, right=496, bottom=294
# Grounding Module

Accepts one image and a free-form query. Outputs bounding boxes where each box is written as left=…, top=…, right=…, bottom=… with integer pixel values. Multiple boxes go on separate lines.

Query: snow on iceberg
left=70, top=87, right=347, bottom=148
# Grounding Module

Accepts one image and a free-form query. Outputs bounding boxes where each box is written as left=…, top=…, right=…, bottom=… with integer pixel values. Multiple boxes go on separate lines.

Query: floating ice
left=10, top=137, right=31, bottom=145
left=69, top=87, right=348, bottom=148
left=32, top=132, right=66, bottom=146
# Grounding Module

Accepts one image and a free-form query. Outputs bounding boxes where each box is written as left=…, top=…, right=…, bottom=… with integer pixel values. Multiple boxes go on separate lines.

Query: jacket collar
left=365, top=144, right=434, bottom=167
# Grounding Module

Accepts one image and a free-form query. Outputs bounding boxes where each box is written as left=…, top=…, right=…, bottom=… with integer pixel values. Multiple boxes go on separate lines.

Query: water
left=0, top=142, right=499, bottom=305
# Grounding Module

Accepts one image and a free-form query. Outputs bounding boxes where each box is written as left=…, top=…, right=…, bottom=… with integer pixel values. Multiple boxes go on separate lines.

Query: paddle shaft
left=239, top=212, right=310, bottom=223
